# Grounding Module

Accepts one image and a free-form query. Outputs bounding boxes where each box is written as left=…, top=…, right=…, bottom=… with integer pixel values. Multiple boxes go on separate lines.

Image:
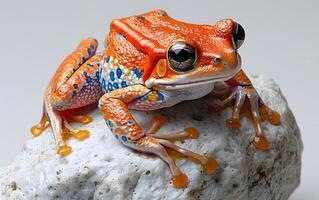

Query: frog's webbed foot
left=61, top=117, right=90, bottom=141
left=136, top=136, right=218, bottom=188
left=31, top=110, right=93, bottom=137
left=30, top=109, right=92, bottom=156
left=31, top=108, right=49, bottom=137
left=209, top=85, right=281, bottom=150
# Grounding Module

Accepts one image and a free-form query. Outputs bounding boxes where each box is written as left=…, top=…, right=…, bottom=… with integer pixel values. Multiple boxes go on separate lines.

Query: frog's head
left=145, top=19, right=245, bottom=90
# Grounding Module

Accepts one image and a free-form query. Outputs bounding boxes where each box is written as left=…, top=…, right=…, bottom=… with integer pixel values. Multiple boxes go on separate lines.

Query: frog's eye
left=232, top=23, right=245, bottom=49
left=167, top=42, right=196, bottom=72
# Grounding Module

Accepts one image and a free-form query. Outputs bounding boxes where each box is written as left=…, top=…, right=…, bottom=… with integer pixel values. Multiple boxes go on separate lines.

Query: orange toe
left=71, top=130, right=90, bottom=141
left=30, top=125, right=45, bottom=137
left=203, top=157, right=218, bottom=174
left=252, top=136, right=269, bottom=151
left=268, top=112, right=281, bottom=125
left=226, top=118, right=241, bottom=129
left=78, top=116, right=93, bottom=125
left=185, top=127, right=199, bottom=139
left=57, top=145, right=73, bottom=156
left=172, top=173, right=189, bottom=188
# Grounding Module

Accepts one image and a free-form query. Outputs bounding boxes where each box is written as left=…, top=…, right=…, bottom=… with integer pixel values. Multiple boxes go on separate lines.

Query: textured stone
left=0, top=76, right=302, bottom=200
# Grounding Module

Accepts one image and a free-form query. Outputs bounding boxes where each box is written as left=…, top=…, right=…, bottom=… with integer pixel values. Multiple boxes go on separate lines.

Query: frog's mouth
left=146, top=55, right=241, bottom=90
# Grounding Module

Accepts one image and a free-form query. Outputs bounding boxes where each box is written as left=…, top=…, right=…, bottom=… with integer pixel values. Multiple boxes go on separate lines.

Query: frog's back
left=118, top=10, right=216, bottom=47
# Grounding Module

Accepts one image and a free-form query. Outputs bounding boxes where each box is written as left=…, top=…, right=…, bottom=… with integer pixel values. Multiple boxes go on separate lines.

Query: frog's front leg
left=99, top=85, right=218, bottom=188
left=209, top=70, right=281, bottom=150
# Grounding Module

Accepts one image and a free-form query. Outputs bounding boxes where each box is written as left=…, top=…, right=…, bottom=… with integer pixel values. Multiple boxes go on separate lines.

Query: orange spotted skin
left=31, top=10, right=281, bottom=188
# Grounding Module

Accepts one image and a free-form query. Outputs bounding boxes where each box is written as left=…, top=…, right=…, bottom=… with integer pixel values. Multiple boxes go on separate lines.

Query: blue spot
left=83, top=71, right=88, bottom=76
left=108, top=82, right=113, bottom=91
left=151, top=24, right=157, bottom=28
left=127, top=121, right=133, bottom=125
left=118, top=33, right=126, bottom=41
left=116, top=68, right=122, bottom=78
left=82, top=57, right=86, bottom=63
left=162, top=22, right=169, bottom=26
left=87, top=48, right=91, bottom=55
left=121, top=81, right=128, bottom=88
left=115, top=135, right=119, bottom=139
left=73, top=68, right=77, bottom=72
left=113, top=82, right=119, bottom=89
left=72, top=91, right=77, bottom=97
left=90, top=44, right=95, bottom=49
left=97, top=63, right=100, bottom=67
left=86, top=76, right=92, bottom=83
left=107, top=120, right=112, bottom=125
left=73, top=84, right=78, bottom=89
left=106, top=56, right=111, bottom=63
left=121, top=136, right=128, bottom=142
left=87, top=63, right=94, bottom=67
left=132, top=67, right=143, bottom=79
left=157, top=93, right=165, bottom=101
left=110, top=71, right=115, bottom=81
left=95, top=71, right=100, bottom=79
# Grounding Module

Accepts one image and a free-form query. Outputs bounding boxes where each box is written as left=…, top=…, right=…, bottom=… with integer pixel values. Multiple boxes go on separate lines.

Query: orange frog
left=31, top=10, right=280, bottom=188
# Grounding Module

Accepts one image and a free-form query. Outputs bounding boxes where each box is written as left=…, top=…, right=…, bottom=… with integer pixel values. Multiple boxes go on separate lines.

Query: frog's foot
left=209, top=85, right=281, bottom=150
left=62, top=118, right=90, bottom=141
left=136, top=136, right=218, bottom=188
left=30, top=111, right=49, bottom=137
left=54, top=119, right=90, bottom=156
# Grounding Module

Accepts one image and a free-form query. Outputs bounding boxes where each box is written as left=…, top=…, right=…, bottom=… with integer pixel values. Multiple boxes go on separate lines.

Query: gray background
left=0, top=0, right=317, bottom=199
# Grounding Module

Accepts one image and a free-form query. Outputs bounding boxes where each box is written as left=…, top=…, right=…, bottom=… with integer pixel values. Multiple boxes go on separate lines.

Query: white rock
left=0, top=76, right=302, bottom=200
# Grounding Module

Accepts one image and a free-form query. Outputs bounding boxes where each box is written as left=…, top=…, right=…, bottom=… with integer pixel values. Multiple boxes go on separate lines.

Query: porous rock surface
left=0, top=76, right=302, bottom=200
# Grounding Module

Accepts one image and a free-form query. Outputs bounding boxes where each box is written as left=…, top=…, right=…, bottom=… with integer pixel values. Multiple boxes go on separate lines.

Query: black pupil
left=168, top=42, right=196, bottom=72
left=169, top=48, right=193, bottom=62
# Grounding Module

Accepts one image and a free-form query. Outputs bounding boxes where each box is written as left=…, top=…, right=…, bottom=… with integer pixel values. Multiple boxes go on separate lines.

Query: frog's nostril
left=212, top=56, right=222, bottom=64
left=232, top=23, right=245, bottom=49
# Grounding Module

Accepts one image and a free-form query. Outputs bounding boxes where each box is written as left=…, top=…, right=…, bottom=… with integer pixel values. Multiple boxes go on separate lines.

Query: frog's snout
left=232, top=22, right=245, bottom=50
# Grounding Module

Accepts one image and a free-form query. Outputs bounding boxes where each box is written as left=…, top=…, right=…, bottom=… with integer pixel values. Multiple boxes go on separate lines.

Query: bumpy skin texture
left=31, top=10, right=280, bottom=188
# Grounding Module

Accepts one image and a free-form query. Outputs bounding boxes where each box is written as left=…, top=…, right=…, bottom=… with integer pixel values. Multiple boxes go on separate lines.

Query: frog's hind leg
left=31, top=38, right=104, bottom=156
left=43, top=97, right=73, bottom=156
